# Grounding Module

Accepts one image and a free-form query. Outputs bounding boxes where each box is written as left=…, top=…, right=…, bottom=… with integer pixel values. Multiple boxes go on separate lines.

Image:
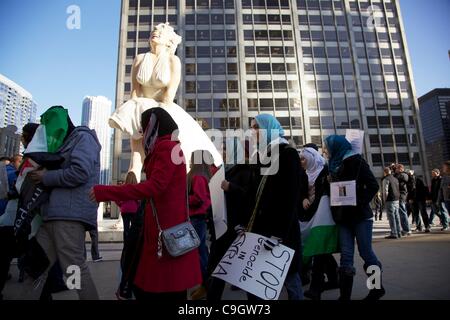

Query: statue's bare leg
left=129, top=137, right=145, bottom=182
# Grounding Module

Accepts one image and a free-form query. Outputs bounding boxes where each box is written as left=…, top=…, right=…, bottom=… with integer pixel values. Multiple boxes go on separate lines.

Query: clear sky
left=0, top=0, right=449, bottom=126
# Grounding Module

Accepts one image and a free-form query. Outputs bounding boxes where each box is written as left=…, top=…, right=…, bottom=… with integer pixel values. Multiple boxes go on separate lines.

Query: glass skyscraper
left=114, top=0, right=428, bottom=182
left=0, top=73, right=37, bottom=134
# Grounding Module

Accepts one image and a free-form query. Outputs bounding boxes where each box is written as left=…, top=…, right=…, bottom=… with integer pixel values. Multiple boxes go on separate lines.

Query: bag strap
left=246, top=175, right=268, bottom=233
left=150, top=176, right=191, bottom=234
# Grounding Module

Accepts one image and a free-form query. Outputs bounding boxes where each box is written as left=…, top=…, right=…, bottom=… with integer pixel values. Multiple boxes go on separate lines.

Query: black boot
left=338, top=270, right=354, bottom=301
left=323, top=255, right=339, bottom=291
left=304, top=272, right=324, bottom=300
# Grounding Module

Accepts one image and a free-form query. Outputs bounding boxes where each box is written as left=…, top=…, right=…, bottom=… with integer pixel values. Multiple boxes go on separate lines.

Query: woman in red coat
left=90, top=108, right=202, bottom=301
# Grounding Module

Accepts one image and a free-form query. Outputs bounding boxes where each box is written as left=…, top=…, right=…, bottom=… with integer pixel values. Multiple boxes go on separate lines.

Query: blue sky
left=0, top=0, right=449, bottom=125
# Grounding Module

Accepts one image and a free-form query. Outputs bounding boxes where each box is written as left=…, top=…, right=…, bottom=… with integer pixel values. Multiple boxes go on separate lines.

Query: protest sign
left=212, top=232, right=294, bottom=300
left=209, top=166, right=228, bottom=239
left=345, top=129, right=364, bottom=154
left=330, top=180, right=357, bottom=206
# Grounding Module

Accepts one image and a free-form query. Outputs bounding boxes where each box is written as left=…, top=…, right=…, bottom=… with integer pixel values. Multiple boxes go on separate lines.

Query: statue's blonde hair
left=151, top=23, right=182, bottom=55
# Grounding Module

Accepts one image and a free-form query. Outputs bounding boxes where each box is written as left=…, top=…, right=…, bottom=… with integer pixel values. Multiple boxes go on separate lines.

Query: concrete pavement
left=3, top=220, right=450, bottom=300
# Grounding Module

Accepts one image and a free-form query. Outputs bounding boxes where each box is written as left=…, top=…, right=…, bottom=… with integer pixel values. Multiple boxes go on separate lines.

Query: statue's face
left=150, top=24, right=171, bottom=51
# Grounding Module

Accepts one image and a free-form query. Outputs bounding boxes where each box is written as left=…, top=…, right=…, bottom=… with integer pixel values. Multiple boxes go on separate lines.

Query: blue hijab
left=255, top=114, right=285, bottom=146
left=324, top=135, right=356, bottom=175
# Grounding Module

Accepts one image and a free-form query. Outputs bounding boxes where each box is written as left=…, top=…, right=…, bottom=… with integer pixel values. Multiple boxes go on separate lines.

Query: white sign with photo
left=212, top=232, right=294, bottom=300
left=345, top=129, right=365, bottom=155
left=330, top=180, right=357, bottom=206
left=209, top=166, right=228, bottom=239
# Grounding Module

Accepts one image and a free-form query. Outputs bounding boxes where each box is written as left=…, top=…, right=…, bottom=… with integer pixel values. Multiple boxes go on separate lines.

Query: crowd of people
left=0, top=105, right=447, bottom=302
left=381, top=163, right=449, bottom=239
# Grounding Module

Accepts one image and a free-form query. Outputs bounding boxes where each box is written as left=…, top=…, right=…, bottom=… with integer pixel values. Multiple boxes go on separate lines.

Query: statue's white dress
left=109, top=52, right=223, bottom=168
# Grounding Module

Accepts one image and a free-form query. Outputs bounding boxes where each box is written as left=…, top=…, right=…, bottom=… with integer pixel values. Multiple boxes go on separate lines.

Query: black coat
left=395, top=172, right=409, bottom=202
left=431, top=177, right=442, bottom=203
left=414, top=177, right=429, bottom=202
left=299, top=166, right=330, bottom=222
left=224, top=164, right=258, bottom=230
left=330, top=155, right=379, bottom=224
left=250, top=143, right=302, bottom=274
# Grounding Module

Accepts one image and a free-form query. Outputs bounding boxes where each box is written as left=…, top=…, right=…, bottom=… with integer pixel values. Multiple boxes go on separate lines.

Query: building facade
left=0, top=73, right=37, bottom=134
left=419, top=88, right=450, bottom=172
left=82, top=96, right=113, bottom=185
left=0, top=125, right=20, bottom=158
left=114, top=0, right=428, bottom=182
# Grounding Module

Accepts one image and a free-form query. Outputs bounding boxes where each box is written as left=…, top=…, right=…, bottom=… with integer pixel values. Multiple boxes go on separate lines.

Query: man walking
left=412, top=173, right=430, bottom=233
left=437, top=162, right=450, bottom=231
left=382, top=168, right=401, bottom=239
left=395, top=164, right=411, bottom=235
left=24, top=106, right=101, bottom=300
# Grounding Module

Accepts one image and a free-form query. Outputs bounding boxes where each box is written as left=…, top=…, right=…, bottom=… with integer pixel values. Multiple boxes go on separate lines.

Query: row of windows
left=185, top=98, right=240, bottom=111
left=297, top=0, right=344, bottom=10
left=372, top=153, right=421, bottom=166
left=304, top=61, right=407, bottom=77
left=245, top=46, right=295, bottom=57
left=129, top=0, right=177, bottom=9
left=242, top=0, right=290, bottom=8
left=246, top=80, right=299, bottom=92
left=310, top=116, right=361, bottom=129
left=186, top=14, right=235, bottom=25
left=299, top=29, right=400, bottom=44
left=244, top=30, right=293, bottom=41
left=302, top=45, right=405, bottom=60
left=186, top=0, right=235, bottom=9
left=128, top=14, right=177, bottom=25
left=307, top=97, right=359, bottom=110
left=243, top=14, right=291, bottom=25
left=247, top=98, right=300, bottom=111
left=367, top=116, right=415, bottom=128
left=245, top=63, right=297, bottom=74
left=369, top=134, right=418, bottom=147
left=185, top=63, right=238, bottom=75
left=185, top=29, right=236, bottom=41
left=185, top=80, right=239, bottom=93
left=185, top=46, right=237, bottom=58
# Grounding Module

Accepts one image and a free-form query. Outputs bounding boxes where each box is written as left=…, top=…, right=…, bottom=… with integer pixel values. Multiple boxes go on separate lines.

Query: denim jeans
left=433, top=202, right=450, bottom=228
left=398, top=200, right=411, bottom=233
left=413, top=201, right=430, bottom=230
left=386, top=201, right=401, bottom=237
left=191, top=215, right=209, bottom=283
left=284, top=272, right=304, bottom=300
left=339, top=219, right=382, bottom=275
left=429, top=205, right=436, bottom=224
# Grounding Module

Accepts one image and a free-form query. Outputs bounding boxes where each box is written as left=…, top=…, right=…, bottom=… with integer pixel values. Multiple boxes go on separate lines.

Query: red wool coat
left=94, top=136, right=202, bottom=293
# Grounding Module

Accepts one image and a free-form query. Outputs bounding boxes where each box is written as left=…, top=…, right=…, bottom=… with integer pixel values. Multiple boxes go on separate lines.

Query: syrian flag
left=15, top=107, right=69, bottom=192
left=300, top=195, right=339, bottom=262
left=25, top=107, right=69, bottom=153
left=15, top=158, right=39, bottom=193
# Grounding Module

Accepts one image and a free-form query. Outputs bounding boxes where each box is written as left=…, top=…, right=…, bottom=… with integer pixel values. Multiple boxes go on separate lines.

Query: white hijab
left=301, top=147, right=326, bottom=186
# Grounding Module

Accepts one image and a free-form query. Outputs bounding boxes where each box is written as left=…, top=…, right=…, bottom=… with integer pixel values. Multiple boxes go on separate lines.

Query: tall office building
left=114, top=0, right=428, bottom=182
left=419, top=88, right=450, bottom=171
left=82, top=96, right=113, bottom=185
left=0, top=73, right=37, bottom=133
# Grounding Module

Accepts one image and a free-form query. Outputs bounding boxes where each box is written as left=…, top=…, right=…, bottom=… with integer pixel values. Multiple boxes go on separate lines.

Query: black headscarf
left=141, top=108, right=178, bottom=157
left=22, top=123, right=39, bottom=148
